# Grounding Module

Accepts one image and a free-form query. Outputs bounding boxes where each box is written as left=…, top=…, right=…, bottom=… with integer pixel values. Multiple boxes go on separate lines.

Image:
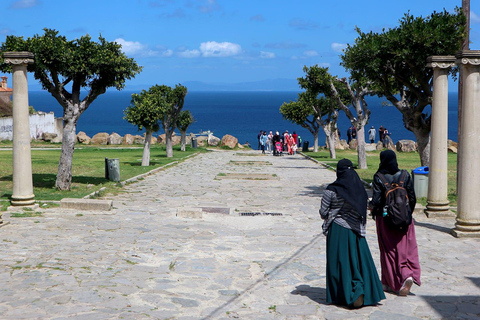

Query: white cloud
left=199, top=41, right=242, bottom=57
left=331, top=42, right=347, bottom=52
left=161, top=49, right=174, bottom=57
left=177, top=49, right=201, bottom=58
left=9, top=0, right=38, bottom=9
left=260, top=51, right=275, bottom=59
left=472, top=11, right=480, bottom=24
left=303, top=50, right=319, bottom=57
left=197, top=0, right=221, bottom=13
left=115, top=38, right=171, bottom=58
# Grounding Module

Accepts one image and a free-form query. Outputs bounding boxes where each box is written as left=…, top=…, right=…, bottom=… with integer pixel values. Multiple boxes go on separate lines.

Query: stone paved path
left=0, top=150, right=479, bottom=319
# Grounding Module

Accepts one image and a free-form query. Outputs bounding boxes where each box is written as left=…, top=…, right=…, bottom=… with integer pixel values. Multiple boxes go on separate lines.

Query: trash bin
left=302, top=141, right=309, bottom=152
left=191, top=137, right=198, bottom=149
left=105, top=158, right=120, bottom=182
left=412, top=166, right=429, bottom=198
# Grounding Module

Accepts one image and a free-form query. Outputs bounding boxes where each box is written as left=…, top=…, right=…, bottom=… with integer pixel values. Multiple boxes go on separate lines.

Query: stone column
left=452, top=51, right=480, bottom=238
left=425, top=56, right=455, bottom=218
left=4, top=52, right=35, bottom=206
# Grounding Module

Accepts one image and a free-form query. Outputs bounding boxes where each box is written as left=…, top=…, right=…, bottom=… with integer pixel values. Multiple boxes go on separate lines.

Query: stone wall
left=0, top=112, right=62, bottom=142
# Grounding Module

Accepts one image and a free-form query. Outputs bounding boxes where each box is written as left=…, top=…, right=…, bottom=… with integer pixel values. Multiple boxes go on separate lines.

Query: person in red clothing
left=292, top=131, right=298, bottom=145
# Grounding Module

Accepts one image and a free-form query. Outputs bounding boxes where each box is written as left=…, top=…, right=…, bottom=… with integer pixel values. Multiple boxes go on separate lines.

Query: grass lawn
left=0, top=144, right=204, bottom=203
left=305, top=149, right=458, bottom=206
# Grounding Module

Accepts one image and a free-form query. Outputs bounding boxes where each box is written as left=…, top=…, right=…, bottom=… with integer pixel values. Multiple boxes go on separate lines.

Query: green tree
left=124, top=90, right=163, bottom=166
left=280, top=92, right=323, bottom=153
left=149, top=84, right=188, bottom=157
left=0, top=28, right=142, bottom=190
left=341, top=9, right=466, bottom=165
left=299, top=65, right=373, bottom=168
left=176, top=110, right=195, bottom=151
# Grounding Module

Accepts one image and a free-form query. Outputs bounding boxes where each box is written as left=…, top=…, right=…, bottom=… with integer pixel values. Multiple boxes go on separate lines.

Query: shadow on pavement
left=300, top=185, right=328, bottom=197
left=291, top=285, right=327, bottom=305
left=201, top=234, right=324, bottom=319
left=414, top=220, right=453, bottom=235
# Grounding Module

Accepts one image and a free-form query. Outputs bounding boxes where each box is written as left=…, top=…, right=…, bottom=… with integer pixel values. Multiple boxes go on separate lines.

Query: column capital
left=455, top=50, right=480, bottom=66
left=3, top=51, right=34, bottom=65
left=426, top=56, right=456, bottom=69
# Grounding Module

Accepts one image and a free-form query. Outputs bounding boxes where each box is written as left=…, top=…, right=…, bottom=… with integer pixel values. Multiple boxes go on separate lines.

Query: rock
left=221, top=134, right=238, bottom=149
left=123, top=134, right=134, bottom=145
left=133, top=135, right=144, bottom=144
left=396, top=139, right=417, bottom=152
left=76, top=131, right=91, bottom=144
left=365, top=143, right=377, bottom=152
left=157, top=133, right=179, bottom=145
left=197, top=136, right=208, bottom=147
left=448, top=140, right=458, bottom=149
left=348, top=139, right=357, bottom=150
left=41, top=132, right=57, bottom=142
left=448, top=145, right=458, bottom=153
left=376, top=141, right=384, bottom=151
left=339, top=140, right=349, bottom=150
left=108, top=132, right=123, bottom=145
left=208, top=134, right=221, bottom=146
left=237, top=143, right=244, bottom=149
left=91, top=132, right=109, bottom=145
left=172, top=135, right=181, bottom=146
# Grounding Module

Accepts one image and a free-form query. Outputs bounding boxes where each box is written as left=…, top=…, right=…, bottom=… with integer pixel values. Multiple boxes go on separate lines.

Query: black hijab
left=326, top=159, right=368, bottom=222
left=378, top=150, right=400, bottom=175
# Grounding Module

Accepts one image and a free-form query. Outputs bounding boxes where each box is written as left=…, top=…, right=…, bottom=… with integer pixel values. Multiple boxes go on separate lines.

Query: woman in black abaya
left=319, top=159, right=385, bottom=308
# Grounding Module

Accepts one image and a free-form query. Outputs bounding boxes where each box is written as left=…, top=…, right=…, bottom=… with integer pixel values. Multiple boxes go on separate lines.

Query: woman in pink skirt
left=368, top=150, right=421, bottom=296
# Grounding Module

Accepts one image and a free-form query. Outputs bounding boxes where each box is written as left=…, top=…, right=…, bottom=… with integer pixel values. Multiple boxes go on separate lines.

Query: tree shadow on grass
left=32, top=173, right=107, bottom=188
left=0, top=174, right=12, bottom=182
left=123, top=161, right=163, bottom=167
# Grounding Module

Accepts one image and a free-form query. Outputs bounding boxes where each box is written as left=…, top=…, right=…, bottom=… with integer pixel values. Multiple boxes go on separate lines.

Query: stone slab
left=60, top=198, right=113, bottom=211
left=177, top=207, right=203, bottom=219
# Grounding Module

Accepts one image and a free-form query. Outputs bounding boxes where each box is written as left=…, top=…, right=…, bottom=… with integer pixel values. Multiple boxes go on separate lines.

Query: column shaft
left=425, top=57, right=454, bottom=217
left=4, top=52, right=35, bottom=206
left=452, top=51, right=480, bottom=237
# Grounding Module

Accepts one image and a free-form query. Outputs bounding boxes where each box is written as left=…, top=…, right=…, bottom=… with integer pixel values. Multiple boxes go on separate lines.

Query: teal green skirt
left=326, top=222, right=385, bottom=307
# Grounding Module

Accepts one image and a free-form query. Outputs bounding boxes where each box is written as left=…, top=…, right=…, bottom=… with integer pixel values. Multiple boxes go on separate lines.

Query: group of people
left=257, top=130, right=301, bottom=155
left=319, top=150, right=420, bottom=308
left=379, top=125, right=393, bottom=147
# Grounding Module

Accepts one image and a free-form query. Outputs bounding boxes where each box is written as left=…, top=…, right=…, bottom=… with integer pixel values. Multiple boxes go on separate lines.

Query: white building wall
left=0, top=112, right=61, bottom=140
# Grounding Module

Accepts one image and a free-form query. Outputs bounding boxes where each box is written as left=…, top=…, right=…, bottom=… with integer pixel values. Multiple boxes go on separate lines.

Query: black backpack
left=377, top=170, right=412, bottom=230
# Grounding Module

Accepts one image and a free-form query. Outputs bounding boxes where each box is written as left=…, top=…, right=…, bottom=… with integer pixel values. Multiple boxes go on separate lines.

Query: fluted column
left=425, top=56, right=455, bottom=218
left=452, top=51, right=480, bottom=238
left=4, top=52, right=35, bottom=206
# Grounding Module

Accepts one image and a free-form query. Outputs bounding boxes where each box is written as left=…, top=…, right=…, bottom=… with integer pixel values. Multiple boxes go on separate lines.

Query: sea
left=27, top=90, right=460, bottom=145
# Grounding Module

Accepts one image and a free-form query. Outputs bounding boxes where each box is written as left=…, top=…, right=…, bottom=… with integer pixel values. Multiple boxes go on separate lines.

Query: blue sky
left=1, top=0, right=479, bottom=90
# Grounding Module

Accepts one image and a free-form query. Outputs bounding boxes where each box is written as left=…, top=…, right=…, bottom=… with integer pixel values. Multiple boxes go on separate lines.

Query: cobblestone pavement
left=0, top=150, right=479, bottom=319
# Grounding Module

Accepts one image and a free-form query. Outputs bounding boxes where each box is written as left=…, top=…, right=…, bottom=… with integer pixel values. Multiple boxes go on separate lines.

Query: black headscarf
left=378, top=150, right=400, bottom=175
left=326, top=159, right=368, bottom=222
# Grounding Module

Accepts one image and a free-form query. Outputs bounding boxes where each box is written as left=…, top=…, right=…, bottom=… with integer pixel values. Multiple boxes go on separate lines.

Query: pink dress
left=375, top=215, right=421, bottom=291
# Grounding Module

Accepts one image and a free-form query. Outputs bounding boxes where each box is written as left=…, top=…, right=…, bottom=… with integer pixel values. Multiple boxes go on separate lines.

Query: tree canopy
left=0, top=28, right=142, bottom=189
left=148, top=84, right=188, bottom=157
left=341, top=8, right=466, bottom=165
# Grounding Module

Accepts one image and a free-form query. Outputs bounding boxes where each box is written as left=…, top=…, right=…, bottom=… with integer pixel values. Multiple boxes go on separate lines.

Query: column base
left=10, top=194, right=35, bottom=206
left=425, top=201, right=454, bottom=218
left=451, top=228, right=480, bottom=238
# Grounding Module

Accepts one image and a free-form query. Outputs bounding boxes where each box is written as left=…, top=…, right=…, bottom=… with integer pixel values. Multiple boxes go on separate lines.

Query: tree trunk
left=322, top=123, right=336, bottom=159
left=165, top=129, right=174, bottom=158
left=142, top=130, right=152, bottom=166
left=313, top=133, right=319, bottom=152
left=55, top=118, right=76, bottom=190
left=413, top=127, right=431, bottom=166
left=180, top=130, right=187, bottom=151
left=356, top=126, right=367, bottom=169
